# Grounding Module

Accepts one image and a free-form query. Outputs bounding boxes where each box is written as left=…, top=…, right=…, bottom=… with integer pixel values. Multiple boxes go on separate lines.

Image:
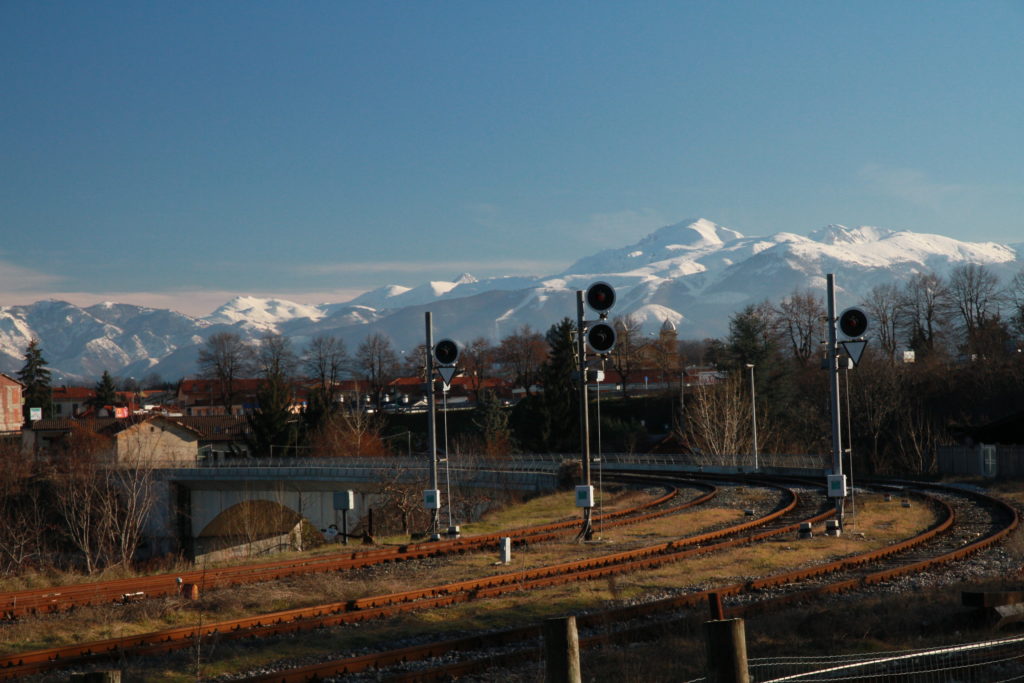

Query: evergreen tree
left=92, top=371, right=119, bottom=410
left=473, top=390, right=512, bottom=457
left=511, top=318, right=579, bottom=453
left=17, top=339, right=52, bottom=424
left=247, top=334, right=300, bottom=458
left=725, top=303, right=776, bottom=371
left=247, top=379, right=300, bottom=458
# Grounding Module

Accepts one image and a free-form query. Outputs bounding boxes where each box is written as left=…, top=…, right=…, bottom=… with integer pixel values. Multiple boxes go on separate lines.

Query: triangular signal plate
left=437, top=365, right=458, bottom=386
left=840, top=340, right=868, bottom=367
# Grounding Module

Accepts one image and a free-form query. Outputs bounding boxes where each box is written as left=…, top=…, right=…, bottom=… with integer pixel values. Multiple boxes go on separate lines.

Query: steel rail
left=0, top=475, right=689, bottom=620
left=271, top=482, right=1018, bottom=682
left=0, top=479, right=798, bottom=679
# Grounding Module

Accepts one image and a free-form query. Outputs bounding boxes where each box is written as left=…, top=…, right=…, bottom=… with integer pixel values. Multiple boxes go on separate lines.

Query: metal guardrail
left=154, top=452, right=828, bottom=472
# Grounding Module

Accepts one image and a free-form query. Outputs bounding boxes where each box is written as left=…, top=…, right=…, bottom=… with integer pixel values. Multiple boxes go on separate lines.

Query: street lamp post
left=746, top=363, right=758, bottom=470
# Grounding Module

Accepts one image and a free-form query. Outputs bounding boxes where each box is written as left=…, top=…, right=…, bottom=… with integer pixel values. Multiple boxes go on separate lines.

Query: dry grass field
left=2, top=480, right=1021, bottom=682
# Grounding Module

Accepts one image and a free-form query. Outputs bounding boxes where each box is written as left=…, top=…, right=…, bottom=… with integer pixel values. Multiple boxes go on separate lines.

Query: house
left=107, top=416, right=202, bottom=466
left=23, top=415, right=200, bottom=465
left=178, top=378, right=263, bottom=416
left=0, top=374, right=24, bottom=432
left=51, top=386, right=95, bottom=418
left=178, top=378, right=325, bottom=417
left=22, top=414, right=252, bottom=465
left=385, top=374, right=514, bottom=409
left=172, top=415, right=252, bottom=461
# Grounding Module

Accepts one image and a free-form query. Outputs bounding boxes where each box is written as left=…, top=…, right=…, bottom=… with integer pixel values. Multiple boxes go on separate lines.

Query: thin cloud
left=858, top=164, right=964, bottom=210
left=463, top=202, right=503, bottom=229
left=0, top=259, right=65, bottom=292
left=561, top=209, right=669, bottom=249
left=0, top=288, right=370, bottom=318
left=299, top=259, right=566, bottom=277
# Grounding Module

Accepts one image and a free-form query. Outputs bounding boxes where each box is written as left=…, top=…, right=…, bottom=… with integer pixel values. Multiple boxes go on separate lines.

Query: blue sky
left=2, top=1, right=1022, bottom=315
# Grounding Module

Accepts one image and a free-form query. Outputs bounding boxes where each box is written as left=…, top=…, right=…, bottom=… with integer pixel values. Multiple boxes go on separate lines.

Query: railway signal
left=576, top=281, right=618, bottom=541
left=423, top=317, right=461, bottom=540
left=838, top=307, right=869, bottom=339
left=433, top=338, right=460, bottom=386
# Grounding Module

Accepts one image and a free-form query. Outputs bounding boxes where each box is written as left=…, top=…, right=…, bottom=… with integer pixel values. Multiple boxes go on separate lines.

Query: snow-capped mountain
left=1, top=219, right=1020, bottom=382
left=207, top=296, right=327, bottom=329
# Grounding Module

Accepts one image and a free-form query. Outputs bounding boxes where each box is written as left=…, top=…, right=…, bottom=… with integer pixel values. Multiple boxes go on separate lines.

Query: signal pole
left=826, top=274, right=845, bottom=527
left=576, top=290, right=594, bottom=541
left=425, top=312, right=440, bottom=538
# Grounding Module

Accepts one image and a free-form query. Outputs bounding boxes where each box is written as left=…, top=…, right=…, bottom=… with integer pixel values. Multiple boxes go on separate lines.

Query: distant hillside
left=1, top=219, right=1019, bottom=382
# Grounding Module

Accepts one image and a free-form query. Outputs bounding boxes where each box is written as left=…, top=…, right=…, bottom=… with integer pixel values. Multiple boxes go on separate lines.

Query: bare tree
left=197, top=332, right=254, bottom=414
left=897, top=272, right=951, bottom=358
left=494, top=325, right=546, bottom=394
left=862, top=282, right=902, bottom=362
left=255, top=333, right=298, bottom=383
left=609, top=314, right=644, bottom=398
left=53, top=422, right=113, bottom=573
left=374, top=465, right=427, bottom=536
left=0, top=443, right=50, bottom=575
left=356, top=333, right=399, bottom=407
left=948, top=263, right=1004, bottom=356
left=678, top=338, right=716, bottom=367
left=847, top=356, right=901, bottom=473
left=892, top=394, right=941, bottom=475
left=398, top=343, right=429, bottom=381
left=51, top=420, right=162, bottom=572
left=303, top=335, right=350, bottom=414
left=773, top=289, right=824, bottom=366
left=102, top=436, right=159, bottom=569
left=682, top=373, right=753, bottom=463
left=1009, top=268, right=1024, bottom=343
left=309, top=408, right=391, bottom=458
left=646, top=321, right=681, bottom=390
left=460, top=337, right=494, bottom=402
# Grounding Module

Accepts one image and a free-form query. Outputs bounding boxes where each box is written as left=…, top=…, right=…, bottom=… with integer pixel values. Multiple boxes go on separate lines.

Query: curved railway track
left=0, top=474, right=693, bottom=620
left=0, top=475, right=786, bottom=680
left=250, top=478, right=1017, bottom=683
left=1, top=475, right=1014, bottom=681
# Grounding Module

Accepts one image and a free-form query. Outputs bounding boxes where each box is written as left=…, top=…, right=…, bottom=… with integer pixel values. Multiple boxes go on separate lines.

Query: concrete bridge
left=143, top=452, right=826, bottom=562
left=148, top=456, right=562, bottom=562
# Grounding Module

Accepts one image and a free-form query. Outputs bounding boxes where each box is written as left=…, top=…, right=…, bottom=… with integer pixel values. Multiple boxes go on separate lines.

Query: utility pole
left=826, top=274, right=845, bottom=527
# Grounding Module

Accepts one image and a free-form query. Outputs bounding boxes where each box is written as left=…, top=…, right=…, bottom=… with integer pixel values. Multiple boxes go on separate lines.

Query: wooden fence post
left=704, top=618, right=749, bottom=683
left=544, top=615, right=581, bottom=683
left=70, top=672, right=122, bottom=683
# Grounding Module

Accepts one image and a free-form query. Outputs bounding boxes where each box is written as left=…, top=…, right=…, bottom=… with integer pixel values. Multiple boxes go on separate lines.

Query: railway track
left=233, top=478, right=1018, bottom=683
left=0, top=475, right=788, bottom=679
left=4, top=475, right=1009, bottom=681
left=0, top=474, right=694, bottom=620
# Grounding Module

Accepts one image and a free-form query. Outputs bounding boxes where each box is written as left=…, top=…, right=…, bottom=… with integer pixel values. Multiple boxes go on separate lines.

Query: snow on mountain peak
left=562, top=218, right=745, bottom=276
left=641, top=218, right=744, bottom=250
left=206, top=296, right=325, bottom=326
left=808, top=224, right=896, bottom=245
left=3, top=217, right=1021, bottom=385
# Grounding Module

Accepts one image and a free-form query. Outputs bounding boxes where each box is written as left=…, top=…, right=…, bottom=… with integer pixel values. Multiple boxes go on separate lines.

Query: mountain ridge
left=1, top=219, right=1019, bottom=383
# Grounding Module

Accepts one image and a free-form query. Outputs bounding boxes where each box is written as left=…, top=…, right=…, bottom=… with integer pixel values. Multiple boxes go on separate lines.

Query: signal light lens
left=586, top=322, right=616, bottom=354
left=585, top=281, right=616, bottom=312
left=433, top=339, right=460, bottom=365
left=838, top=307, right=869, bottom=339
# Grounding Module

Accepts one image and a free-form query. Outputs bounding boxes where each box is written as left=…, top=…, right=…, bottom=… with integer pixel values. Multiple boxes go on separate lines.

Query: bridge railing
left=152, top=451, right=827, bottom=474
